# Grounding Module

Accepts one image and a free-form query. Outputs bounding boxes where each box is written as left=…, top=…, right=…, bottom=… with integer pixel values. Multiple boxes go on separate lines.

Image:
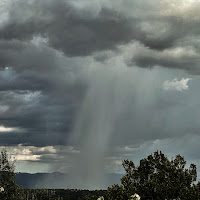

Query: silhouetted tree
left=106, top=184, right=128, bottom=200
left=0, top=149, right=24, bottom=200
left=120, top=150, right=197, bottom=200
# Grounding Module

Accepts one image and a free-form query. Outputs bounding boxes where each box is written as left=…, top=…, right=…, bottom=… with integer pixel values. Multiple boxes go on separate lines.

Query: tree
left=0, top=149, right=24, bottom=200
left=106, top=184, right=128, bottom=200
left=120, top=150, right=197, bottom=200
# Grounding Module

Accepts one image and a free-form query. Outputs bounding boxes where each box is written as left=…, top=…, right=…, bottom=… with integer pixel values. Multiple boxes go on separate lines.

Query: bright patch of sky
left=163, top=78, right=191, bottom=91
left=0, top=125, right=18, bottom=132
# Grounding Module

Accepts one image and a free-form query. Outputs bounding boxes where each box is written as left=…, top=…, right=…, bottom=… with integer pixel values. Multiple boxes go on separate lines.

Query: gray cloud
left=126, top=40, right=200, bottom=74
left=1, top=0, right=200, bottom=187
left=0, top=0, right=135, bottom=56
left=1, top=0, right=200, bottom=72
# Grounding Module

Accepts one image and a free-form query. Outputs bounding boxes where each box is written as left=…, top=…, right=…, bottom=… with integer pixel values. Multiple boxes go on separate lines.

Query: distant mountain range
left=15, top=172, right=124, bottom=189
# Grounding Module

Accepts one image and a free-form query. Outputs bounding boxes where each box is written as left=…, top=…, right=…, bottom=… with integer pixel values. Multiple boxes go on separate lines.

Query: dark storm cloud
left=0, top=19, right=88, bottom=147
left=0, top=65, right=85, bottom=147
left=0, top=0, right=135, bottom=56
left=1, top=0, right=200, bottom=176
left=129, top=42, right=200, bottom=74
left=1, top=0, right=200, bottom=72
left=0, top=2, right=177, bottom=58
left=0, top=0, right=192, bottom=58
left=0, top=39, right=60, bottom=72
left=0, top=69, right=48, bottom=92
left=0, top=0, right=199, bottom=147
left=0, top=88, right=77, bottom=146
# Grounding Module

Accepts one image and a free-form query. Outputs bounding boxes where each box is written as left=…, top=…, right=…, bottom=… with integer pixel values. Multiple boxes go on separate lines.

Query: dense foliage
left=107, top=150, right=200, bottom=200
left=0, top=149, right=24, bottom=200
left=106, top=184, right=128, bottom=200
left=23, top=189, right=107, bottom=200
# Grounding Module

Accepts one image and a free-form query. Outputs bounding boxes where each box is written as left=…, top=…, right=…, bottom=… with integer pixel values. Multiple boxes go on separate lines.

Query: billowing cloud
left=0, top=0, right=200, bottom=73
left=163, top=78, right=191, bottom=91
left=1, top=144, right=79, bottom=164
left=121, top=40, right=200, bottom=74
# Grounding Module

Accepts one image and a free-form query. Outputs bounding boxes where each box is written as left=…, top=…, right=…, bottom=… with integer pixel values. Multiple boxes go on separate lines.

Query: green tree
left=106, top=184, right=128, bottom=200
left=121, top=150, right=197, bottom=200
left=0, top=149, right=24, bottom=200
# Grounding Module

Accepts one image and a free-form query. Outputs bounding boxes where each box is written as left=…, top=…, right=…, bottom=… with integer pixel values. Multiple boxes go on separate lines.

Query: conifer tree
left=120, top=151, right=197, bottom=200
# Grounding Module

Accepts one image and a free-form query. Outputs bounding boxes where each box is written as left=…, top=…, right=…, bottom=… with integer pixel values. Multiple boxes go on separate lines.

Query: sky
left=1, top=0, right=200, bottom=188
